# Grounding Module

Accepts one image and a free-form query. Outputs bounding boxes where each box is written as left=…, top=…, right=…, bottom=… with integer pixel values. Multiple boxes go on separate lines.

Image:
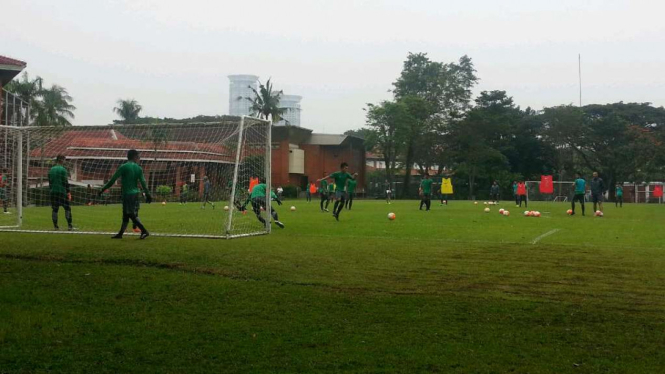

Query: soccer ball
left=524, top=211, right=530, bottom=216
left=483, top=202, right=488, bottom=205
left=567, top=209, right=573, bottom=215
left=499, top=208, right=505, bottom=214
left=595, top=210, right=603, bottom=217
left=503, top=210, right=510, bottom=216
left=388, top=212, right=396, bottom=220
left=484, top=207, right=490, bottom=213
left=290, top=206, right=296, bottom=211
left=162, top=201, right=166, bottom=206
left=474, top=201, right=478, bottom=205
left=534, top=211, right=541, bottom=217
left=223, top=205, right=229, bottom=211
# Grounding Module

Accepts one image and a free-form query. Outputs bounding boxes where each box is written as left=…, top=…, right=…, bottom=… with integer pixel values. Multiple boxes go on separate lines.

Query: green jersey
left=574, top=178, right=586, bottom=195
left=320, top=180, right=328, bottom=193
left=330, top=171, right=354, bottom=192
left=347, top=179, right=357, bottom=193
left=327, top=183, right=335, bottom=193
left=102, top=161, right=148, bottom=197
left=420, top=179, right=433, bottom=194
left=250, top=183, right=277, bottom=200
left=48, top=165, right=69, bottom=194
left=0, top=174, right=7, bottom=189
left=616, top=186, right=623, bottom=197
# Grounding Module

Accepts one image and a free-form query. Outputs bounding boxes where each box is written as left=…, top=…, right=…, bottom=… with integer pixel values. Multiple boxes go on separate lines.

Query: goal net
left=0, top=116, right=272, bottom=238
left=526, top=181, right=574, bottom=202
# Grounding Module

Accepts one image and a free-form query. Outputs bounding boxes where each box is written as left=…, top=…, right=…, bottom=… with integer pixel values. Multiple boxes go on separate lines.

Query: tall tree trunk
left=401, top=141, right=415, bottom=198
left=469, top=166, right=476, bottom=200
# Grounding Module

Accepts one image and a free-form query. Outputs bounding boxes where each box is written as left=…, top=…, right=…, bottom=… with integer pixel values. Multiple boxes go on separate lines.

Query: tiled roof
left=30, top=129, right=235, bottom=163
left=0, top=55, right=27, bottom=68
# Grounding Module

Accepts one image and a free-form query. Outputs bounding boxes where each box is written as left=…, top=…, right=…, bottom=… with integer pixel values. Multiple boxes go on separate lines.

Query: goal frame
left=0, top=116, right=272, bottom=239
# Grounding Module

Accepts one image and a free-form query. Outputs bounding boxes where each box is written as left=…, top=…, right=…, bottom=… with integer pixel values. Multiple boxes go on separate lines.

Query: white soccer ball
left=499, top=208, right=505, bottom=214
left=523, top=211, right=530, bottom=216
left=223, top=205, right=229, bottom=211
left=474, top=201, right=478, bottom=205
left=595, top=210, right=603, bottom=217
left=483, top=202, right=488, bottom=205
left=290, top=206, right=296, bottom=211
left=388, top=212, right=396, bottom=220
left=534, top=211, right=541, bottom=217
left=503, top=210, right=510, bottom=216
left=484, top=207, right=490, bottom=213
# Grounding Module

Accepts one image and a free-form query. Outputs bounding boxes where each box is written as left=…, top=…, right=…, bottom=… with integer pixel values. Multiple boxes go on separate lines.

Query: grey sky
left=4, top=0, right=664, bottom=134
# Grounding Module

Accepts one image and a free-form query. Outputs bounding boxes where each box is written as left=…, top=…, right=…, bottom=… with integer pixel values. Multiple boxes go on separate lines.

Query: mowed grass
left=1, top=199, right=664, bottom=373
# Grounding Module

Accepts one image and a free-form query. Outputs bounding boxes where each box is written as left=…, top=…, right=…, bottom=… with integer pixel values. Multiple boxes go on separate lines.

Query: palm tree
left=4, top=72, right=43, bottom=106
left=113, top=99, right=142, bottom=123
left=31, top=85, right=76, bottom=187
left=246, top=79, right=288, bottom=124
left=33, top=85, right=76, bottom=127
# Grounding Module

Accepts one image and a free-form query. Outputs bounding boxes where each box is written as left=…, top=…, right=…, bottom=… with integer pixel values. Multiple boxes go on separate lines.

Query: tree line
left=347, top=53, right=665, bottom=199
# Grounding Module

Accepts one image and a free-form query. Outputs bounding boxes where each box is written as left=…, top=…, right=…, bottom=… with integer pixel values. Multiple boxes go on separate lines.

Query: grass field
left=1, top=199, right=664, bottom=373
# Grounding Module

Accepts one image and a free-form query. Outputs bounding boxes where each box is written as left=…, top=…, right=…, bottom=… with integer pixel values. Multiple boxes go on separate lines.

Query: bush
left=156, top=185, right=173, bottom=199
left=281, top=185, right=299, bottom=198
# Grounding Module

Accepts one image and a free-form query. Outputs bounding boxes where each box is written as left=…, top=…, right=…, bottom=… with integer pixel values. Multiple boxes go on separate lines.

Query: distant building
left=228, top=75, right=258, bottom=116
left=0, top=55, right=28, bottom=127
left=272, top=126, right=365, bottom=191
left=275, top=94, right=302, bottom=127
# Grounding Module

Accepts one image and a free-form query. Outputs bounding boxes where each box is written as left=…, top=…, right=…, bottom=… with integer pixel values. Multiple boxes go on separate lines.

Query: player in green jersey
left=241, top=180, right=284, bottom=228
left=48, top=155, right=74, bottom=231
left=571, top=172, right=586, bottom=216
left=615, top=183, right=623, bottom=208
left=318, top=162, right=357, bottom=221
left=419, top=174, right=434, bottom=211
left=100, top=150, right=152, bottom=239
left=319, top=176, right=330, bottom=212
left=345, top=178, right=358, bottom=210
left=0, top=168, right=8, bottom=214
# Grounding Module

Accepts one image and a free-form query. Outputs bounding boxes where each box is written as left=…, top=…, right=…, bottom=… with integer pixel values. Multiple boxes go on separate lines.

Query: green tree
left=392, top=53, right=479, bottom=195
left=364, top=100, right=411, bottom=183
left=447, top=91, right=516, bottom=199
left=246, top=79, right=287, bottom=123
left=113, top=99, right=142, bottom=123
left=33, top=85, right=76, bottom=127
left=4, top=71, right=43, bottom=107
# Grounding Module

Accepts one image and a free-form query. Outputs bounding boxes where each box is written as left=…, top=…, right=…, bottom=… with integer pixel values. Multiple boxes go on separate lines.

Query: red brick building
left=271, top=126, right=366, bottom=192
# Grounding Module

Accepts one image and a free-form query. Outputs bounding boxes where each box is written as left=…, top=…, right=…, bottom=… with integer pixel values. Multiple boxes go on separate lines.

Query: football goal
left=0, top=116, right=272, bottom=239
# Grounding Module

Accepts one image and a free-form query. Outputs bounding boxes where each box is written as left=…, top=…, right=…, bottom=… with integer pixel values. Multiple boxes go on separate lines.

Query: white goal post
left=0, top=116, right=272, bottom=239
left=525, top=181, right=574, bottom=202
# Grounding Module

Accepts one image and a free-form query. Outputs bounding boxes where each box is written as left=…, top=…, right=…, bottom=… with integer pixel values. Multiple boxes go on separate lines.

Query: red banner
left=540, top=175, right=554, bottom=194
left=653, top=185, right=663, bottom=198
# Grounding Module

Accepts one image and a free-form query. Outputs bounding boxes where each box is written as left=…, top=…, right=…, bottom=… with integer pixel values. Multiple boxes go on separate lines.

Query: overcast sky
left=4, top=0, right=664, bottom=133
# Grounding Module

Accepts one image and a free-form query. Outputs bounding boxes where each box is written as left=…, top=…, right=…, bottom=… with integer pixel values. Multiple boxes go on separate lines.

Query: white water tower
left=276, top=94, right=302, bottom=127
left=228, top=75, right=259, bottom=116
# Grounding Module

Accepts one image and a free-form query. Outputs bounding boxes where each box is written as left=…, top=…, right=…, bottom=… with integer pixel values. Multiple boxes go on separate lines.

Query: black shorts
left=592, top=193, right=603, bottom=203
left=50, top=192, right=70, bottom=210
left=251, top=197, right=267, bottom=214
left=123, top=194, right=141, bottom=215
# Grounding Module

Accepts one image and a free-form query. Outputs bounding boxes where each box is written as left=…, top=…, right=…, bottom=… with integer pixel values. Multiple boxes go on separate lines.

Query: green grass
left=1, top=200, right=664, bottom=373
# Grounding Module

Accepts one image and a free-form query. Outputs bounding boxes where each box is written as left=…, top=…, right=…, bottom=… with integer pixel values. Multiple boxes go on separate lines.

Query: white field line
left=531, top=228, right=560, bottom=244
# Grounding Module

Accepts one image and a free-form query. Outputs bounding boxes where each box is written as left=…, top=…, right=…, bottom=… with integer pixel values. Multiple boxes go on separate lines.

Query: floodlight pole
left=578, top=54, right=582, bottom=107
